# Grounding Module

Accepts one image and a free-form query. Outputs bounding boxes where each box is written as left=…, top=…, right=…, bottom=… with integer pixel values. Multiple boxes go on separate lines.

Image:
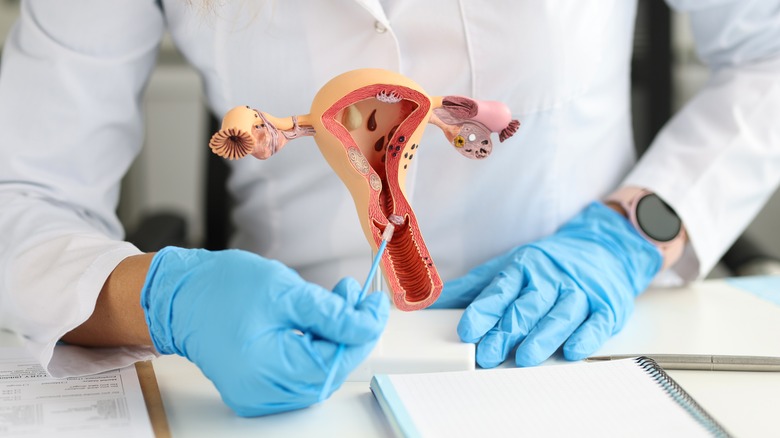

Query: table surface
left=148, top=278, right=780, bottom=438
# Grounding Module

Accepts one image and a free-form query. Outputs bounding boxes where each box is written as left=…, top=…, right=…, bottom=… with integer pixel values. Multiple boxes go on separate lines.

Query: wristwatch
left=605, top=187, right=687, bottom=269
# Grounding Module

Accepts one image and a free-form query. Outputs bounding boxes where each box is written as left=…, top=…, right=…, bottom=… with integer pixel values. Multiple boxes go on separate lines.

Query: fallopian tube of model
left=209, top=68, right=519, bottom=311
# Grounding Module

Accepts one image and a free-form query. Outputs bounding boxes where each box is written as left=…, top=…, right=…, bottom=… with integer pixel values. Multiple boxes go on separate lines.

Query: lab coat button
left=374, top=21, right=388, bottom=33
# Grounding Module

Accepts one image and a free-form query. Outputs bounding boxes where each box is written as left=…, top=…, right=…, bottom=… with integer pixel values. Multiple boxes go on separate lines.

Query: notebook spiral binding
left=634, top=356, right=732, bottom=438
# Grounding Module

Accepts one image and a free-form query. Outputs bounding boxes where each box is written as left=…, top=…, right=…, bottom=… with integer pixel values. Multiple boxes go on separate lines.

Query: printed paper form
left=0, top=347, right=154, bottom=438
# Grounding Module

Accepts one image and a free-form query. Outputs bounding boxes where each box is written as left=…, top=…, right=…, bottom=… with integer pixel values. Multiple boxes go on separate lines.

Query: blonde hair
left=183, top=0, right=273, bottom=27
left=184, top=0, right=222, bottom=14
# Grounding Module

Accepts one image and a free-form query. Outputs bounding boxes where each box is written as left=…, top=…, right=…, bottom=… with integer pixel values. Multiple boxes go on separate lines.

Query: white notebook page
left=383, top=359, right=714, bottom=437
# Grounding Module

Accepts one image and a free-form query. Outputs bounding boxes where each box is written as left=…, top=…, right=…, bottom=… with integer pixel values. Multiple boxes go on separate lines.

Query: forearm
left=604, top=190, right=688, bottom=270
left=624, top=2, right=780, bottom=280
left=62, top=253, right=155, bottom=347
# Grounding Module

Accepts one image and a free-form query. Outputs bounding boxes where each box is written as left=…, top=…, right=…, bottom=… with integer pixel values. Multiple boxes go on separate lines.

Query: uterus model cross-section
left=209, top=68, right=519, bottom=311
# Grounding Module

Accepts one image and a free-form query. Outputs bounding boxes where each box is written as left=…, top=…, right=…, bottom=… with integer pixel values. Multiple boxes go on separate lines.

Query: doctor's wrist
left=604, top=187, right=687, bottom=270
left=62, top=253, right=155, bottom=347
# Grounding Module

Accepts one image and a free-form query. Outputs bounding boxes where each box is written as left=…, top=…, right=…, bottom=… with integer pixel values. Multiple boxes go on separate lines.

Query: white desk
left=149, top=278, right=780, bottom=438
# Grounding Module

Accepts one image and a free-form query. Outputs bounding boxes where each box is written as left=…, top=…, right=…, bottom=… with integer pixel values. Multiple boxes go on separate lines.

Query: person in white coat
left=1, top=0, right=778, bottom=416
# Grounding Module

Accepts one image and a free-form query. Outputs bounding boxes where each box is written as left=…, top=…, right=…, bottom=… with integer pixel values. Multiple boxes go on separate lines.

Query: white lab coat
left=0, top=0, right=778, bottom=377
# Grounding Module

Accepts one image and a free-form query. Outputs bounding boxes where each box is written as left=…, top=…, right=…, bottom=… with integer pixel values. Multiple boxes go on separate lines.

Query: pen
left=585, top=354, right=780, bottom=371
left=318, top=222, right=396, bottom=402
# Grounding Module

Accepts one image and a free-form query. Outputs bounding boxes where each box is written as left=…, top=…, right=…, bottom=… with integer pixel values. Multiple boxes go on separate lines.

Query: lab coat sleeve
left=623, top=0, right=780, bottom=282
left=0, top=0, right=165, bottom=376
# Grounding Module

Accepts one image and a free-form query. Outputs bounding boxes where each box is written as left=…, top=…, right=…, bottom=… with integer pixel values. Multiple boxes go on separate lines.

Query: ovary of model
left=209, top=68, right=519, bottom=311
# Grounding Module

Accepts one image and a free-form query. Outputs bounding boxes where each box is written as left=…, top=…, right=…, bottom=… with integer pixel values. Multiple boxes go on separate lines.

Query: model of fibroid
left=209, top=68, right=519, bottom=311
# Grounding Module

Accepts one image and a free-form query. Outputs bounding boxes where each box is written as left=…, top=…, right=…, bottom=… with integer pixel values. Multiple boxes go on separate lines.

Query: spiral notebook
left=370, top=357, right=731, bottom=438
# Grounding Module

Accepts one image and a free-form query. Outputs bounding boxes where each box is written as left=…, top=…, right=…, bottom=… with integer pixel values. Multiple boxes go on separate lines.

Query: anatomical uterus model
left=209, top=68, right=519, bottom=311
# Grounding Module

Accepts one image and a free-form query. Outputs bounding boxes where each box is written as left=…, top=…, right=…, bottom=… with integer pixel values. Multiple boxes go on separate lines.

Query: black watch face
left=635, top=194, right=681, bottom=242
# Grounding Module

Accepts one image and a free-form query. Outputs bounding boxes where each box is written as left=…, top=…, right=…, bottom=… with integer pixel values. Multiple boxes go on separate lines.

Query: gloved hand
left=431, top=202, right=662, bottom=368
left=140, top=247, right=389, bottom=417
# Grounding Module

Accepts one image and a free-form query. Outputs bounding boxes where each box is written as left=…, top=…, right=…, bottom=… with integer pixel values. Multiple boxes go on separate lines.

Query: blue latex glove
left=140, top=247, right=390, bottom=417
left=432, top=202, right=662, bottom=368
